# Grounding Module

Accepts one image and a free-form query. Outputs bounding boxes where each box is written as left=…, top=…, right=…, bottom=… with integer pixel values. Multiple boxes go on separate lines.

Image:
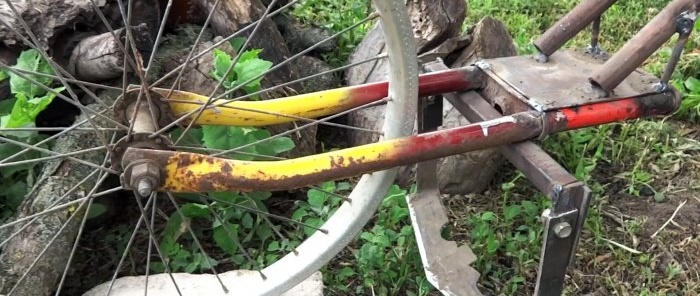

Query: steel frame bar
left=590, top=0, right=699, bottom=92
left=158, top=66, right=483, bottom=126
left=534, top=0, right=617, bottom=57
left=443, top=89, right=593, bottom=296
left=122, top=85, right=678, bottom=192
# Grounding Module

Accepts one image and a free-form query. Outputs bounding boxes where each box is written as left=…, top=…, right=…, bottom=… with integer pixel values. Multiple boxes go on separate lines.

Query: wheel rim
left=0, top=0, right=417, bottom=294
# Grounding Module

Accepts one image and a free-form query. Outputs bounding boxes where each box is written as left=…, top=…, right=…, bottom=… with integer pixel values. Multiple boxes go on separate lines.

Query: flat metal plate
left=480, top=50, right=659, bottom=111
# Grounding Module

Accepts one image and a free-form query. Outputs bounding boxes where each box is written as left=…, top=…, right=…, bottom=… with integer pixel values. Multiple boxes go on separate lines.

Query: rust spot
left=222, top=162, right=232, bottom=174
left=177, top=155, right=192, bottom=167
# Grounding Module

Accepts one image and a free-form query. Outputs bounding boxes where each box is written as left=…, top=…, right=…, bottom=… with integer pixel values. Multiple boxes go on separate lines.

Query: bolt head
left=553, top=222, right=572, bottom=238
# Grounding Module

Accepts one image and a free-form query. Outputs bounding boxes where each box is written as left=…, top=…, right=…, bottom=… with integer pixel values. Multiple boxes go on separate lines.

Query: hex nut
left=126, top=161, right=162, bottom=193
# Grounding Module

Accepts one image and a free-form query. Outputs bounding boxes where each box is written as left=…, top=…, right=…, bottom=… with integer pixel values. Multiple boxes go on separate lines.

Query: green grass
left=294, top=0, right=700, bottom=295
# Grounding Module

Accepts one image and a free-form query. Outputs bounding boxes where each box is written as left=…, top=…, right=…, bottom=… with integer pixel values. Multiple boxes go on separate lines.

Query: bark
left=0, top=0, right=102, bottom=49
left=347, top=3, right=519, bottom=194
left=273, top=13, right=336, bottom=55
left=0, top=104, right=114, bottom=296
left=346, top=0, right=468, bottom=145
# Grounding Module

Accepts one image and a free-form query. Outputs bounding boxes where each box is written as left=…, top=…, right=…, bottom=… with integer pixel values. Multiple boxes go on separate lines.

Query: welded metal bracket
left=423, top=60, right=593, bottom=296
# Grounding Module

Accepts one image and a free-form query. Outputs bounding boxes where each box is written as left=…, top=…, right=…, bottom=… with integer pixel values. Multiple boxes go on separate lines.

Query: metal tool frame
left=106, top=0, right=697, bottom=294
left=409, top=0, right=697, bottom=294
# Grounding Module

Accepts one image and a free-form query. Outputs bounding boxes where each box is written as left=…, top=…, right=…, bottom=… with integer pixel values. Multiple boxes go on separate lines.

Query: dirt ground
left=444, top=123, right=700, bottom=295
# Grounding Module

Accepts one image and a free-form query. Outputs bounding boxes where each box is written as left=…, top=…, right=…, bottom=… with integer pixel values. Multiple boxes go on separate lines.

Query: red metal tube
left=350, top=66, right=484, bottom=106
left=534, top=0, right=618, bottom=56
left=544, top=90, right=680, bottom=131
left=589, top=0, right=699, bottom=92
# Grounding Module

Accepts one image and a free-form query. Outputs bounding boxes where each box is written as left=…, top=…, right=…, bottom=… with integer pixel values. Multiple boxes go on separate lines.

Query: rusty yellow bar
left=128, top=138, right=404, bottom=192
left=153, top=87, right=358, bottom=126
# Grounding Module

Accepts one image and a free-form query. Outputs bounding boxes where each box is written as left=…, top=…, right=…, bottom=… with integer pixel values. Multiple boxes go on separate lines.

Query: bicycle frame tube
left=122, top=89, right=679, bottom=192
left=156, top=66, right=483, bottom=126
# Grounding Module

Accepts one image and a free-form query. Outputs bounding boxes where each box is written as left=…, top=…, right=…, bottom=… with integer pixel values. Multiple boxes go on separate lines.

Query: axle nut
left=126, top=161, right=163, bottom=197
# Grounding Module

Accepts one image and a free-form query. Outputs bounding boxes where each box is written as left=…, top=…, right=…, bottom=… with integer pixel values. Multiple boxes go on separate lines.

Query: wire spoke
left=144, top=193, right=157, bottom=296
left=0, top=63, right=128, bottom=130
left=152, top=24, right=387, bottom=139
left=197, top=193, right=327, bottom=233
left=187, top=193, right=267, bottom=279
left=53, top=196, right=96, bottom=296
left=162, top=98, right=382, bottom=135
left=0, top=112, right=118, bottom=165
left=213, top=13, right=378, bottom=102
left=149, top=0, right=301, bottom=89
left=105, top=194, right=155, bottom=296
left=213, top=98, right=387, bottom=157
left=165, top=193, right=229, bottom=293
left=5, top=172, right=111, bottom=295
left=131, top=192, right=184, bottom=296
left=0, top=146, right=107, bottom=168
left=6, top=67, right=122, bottom=91
left=0, top=136, right=118, bottom=174
left=0, top=185, right=122, bottom=233
left=173, top=0, right=280, bottom=146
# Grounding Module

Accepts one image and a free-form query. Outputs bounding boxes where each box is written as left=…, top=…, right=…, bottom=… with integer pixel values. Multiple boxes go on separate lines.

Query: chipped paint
left=479, top=116, right=517, bottom=136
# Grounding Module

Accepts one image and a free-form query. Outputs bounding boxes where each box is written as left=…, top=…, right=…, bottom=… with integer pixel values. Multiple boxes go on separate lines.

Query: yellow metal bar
left=153, top=87, right=356, bottom=126
left=124, top=137, right=404, bottom=192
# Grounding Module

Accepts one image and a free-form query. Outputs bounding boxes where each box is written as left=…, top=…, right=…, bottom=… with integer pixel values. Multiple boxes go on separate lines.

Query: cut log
left=346, top=0, right=468, bottom=144
left=0, top=104, right=114, bottom=296
left=432, top=17, right=518, bottom=194
left=67, top=24, right=154, bottom=82
left=0, top=0, right=102, bottom=49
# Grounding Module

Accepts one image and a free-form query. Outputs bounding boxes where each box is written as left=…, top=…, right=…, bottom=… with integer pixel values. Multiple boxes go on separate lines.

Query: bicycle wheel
left=0, top=0, right=417, bottom=295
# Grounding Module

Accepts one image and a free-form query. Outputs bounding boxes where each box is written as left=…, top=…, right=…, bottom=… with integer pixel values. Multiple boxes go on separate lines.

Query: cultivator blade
left=407, top=160, right=483, bottom=296
left=408, top=88, right=484, bottom=295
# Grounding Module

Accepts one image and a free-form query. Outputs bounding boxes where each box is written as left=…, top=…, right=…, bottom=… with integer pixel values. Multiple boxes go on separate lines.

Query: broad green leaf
left=209, top=191, right=243, bottom=205
left=211, top=49, right=233, bottom=83
left=291, top=208, right=307, bottom=221
left=201, top=125, right=250, bottom=153
left=0, top=68, right=8, bottom=83
left=3, top=87, right=63, bottom=129
left=233, top=54, right=272, bottom=91
left=304, top=217, right=322, bottom=236
left=480, top=211, right=497, bottom=222
left=0, top=98, right=15, bottom=114
left=0, top=142, right=42, bottom=177
left=241, top=212, right=254, bottom=229
left=1, top=180, right=27, bottom=210
left=267, top=241, right=280, bottom=252
left=229, top=37, right=247, bottom=52
left=169, top=127, right=204, bottom=147
left=10, top=49, right=55, bottom=98
left=213, top=223, right=239, bottom=256
left=307, top=189, right=326, bottom=208
left=503, top=205, right=521, bottom=222
left=161, top=212, right=187, bottom=248
left=86, top=203, right=108, bottom=220
left=685, top=77, right=700, bottom=93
